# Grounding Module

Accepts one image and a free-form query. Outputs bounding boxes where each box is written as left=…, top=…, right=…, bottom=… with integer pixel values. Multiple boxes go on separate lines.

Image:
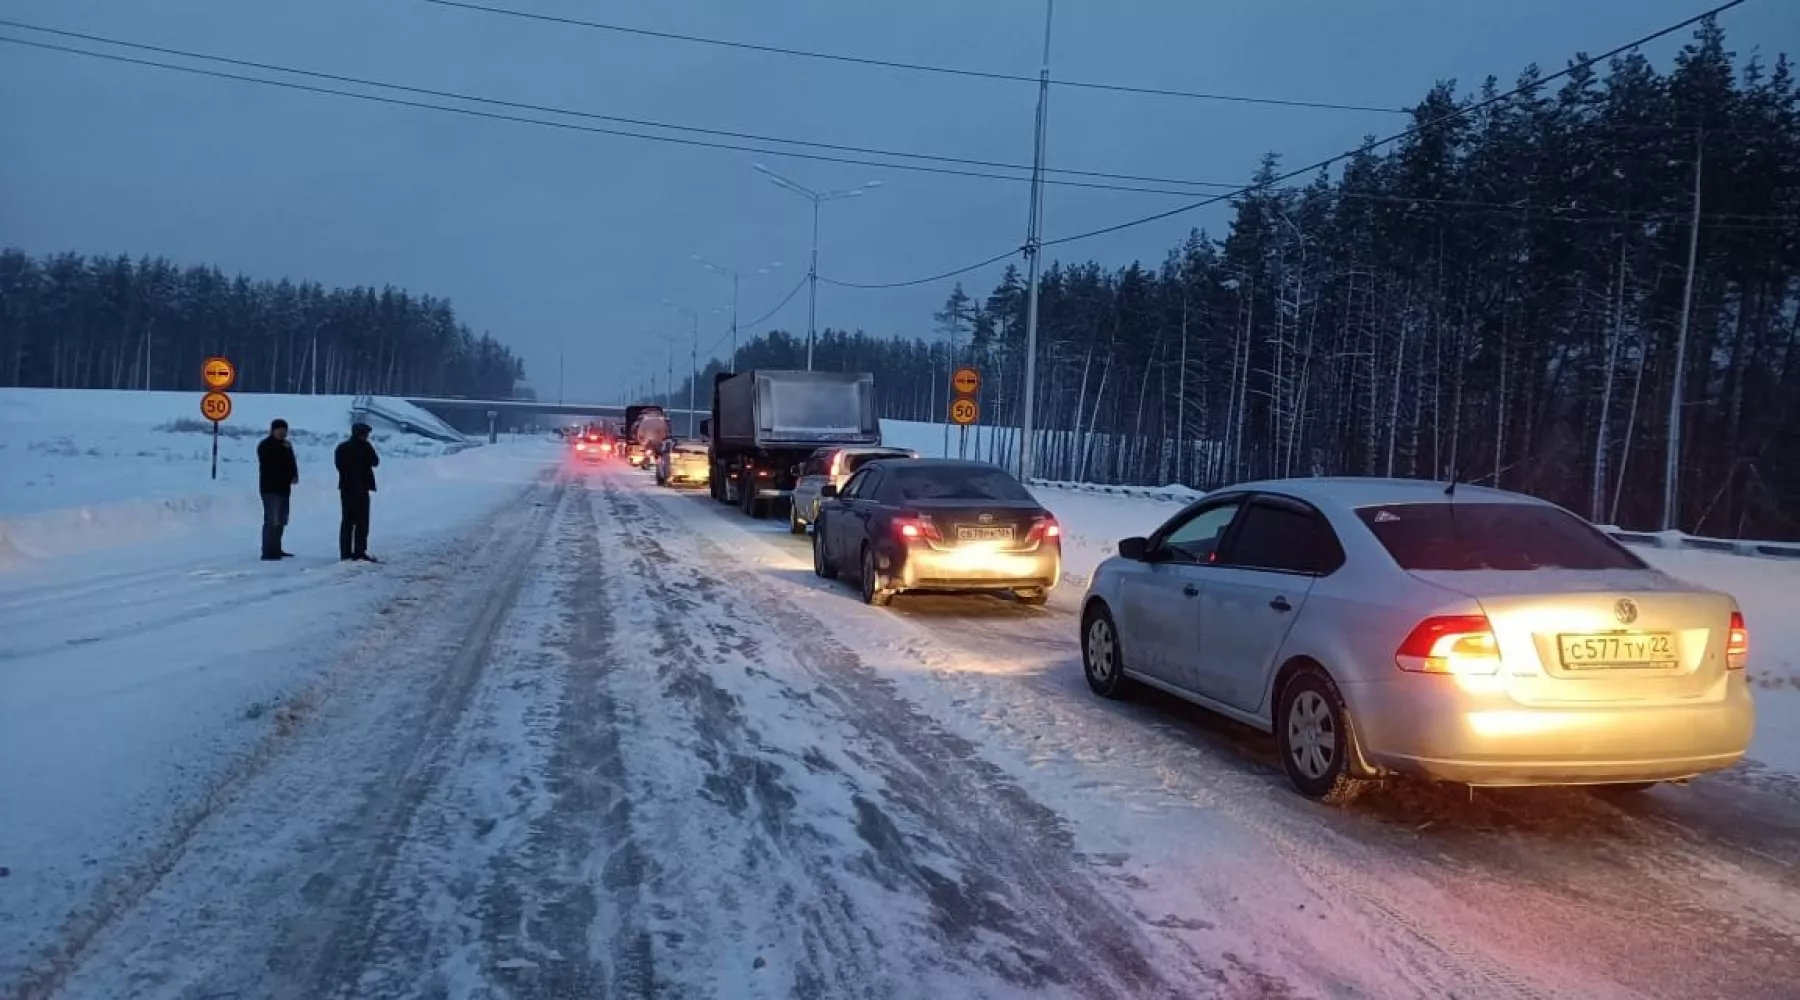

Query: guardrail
left=1029, top=478, right=1800, bottom=561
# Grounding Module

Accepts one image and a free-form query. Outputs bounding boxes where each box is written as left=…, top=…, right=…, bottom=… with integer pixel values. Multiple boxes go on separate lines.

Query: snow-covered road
left=8, top=460, right=1800, bottom=999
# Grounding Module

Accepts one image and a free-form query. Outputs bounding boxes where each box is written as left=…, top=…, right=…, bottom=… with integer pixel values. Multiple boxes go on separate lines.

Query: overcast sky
left=1, top=0, right=1792, bottom=402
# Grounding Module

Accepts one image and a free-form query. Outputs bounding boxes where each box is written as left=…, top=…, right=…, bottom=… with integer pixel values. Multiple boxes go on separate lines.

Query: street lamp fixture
left=691, top=255, right=782, bottom=371
left=751, top=163, right=882, bottom=371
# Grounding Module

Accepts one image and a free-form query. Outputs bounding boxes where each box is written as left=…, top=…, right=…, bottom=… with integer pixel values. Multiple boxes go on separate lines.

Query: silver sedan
left=1079, top=478, right=1754, bottom=802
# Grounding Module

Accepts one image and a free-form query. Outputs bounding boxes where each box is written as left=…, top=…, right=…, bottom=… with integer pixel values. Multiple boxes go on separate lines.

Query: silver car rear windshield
left=1355, top=503, right=1646, bottom=572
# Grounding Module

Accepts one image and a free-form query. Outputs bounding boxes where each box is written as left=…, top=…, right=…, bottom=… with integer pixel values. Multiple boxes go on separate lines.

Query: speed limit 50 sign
left=200, top=391, right=233, bottom=423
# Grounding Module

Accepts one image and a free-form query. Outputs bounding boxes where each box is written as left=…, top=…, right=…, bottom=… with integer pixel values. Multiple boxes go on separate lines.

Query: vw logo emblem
left=1614, top=598, right=1638, bottom=625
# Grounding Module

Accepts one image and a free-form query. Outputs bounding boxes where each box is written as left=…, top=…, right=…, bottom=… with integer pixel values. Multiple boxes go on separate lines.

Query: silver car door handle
left=1182, top=583, right=1199, bottom=597
left=1269, top=596, right=1292, bottom=612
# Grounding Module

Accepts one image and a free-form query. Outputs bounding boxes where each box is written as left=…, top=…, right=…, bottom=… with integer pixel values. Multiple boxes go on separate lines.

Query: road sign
left=949, top=397, right=978, bottom=426
left=201, top=356, right=237, bottom=390
left=200, top=391, right=233, bottom=422
left=951, top=366, right=981, bottom=396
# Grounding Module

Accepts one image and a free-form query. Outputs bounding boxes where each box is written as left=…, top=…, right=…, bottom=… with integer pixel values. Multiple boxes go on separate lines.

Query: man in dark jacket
left=256, top=418, right=299, bottom=561
left=335, top=422, right=381, bottom=562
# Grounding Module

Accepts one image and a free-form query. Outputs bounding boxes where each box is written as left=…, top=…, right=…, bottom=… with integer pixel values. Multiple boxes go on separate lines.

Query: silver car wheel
left=1086, top=618, right=1116, bottom=681
left=1287, top=690, right=1337, bottom=781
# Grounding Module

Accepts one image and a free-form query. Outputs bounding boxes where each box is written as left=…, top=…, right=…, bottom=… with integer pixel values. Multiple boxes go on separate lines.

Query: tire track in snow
left=10, top=475, right=555, bottom=1000
left=604, top=473, right=1187, bottom=999
left=283, top=477, right=573, bottom=1000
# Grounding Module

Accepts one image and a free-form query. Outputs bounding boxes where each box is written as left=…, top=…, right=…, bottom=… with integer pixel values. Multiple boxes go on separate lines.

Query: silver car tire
left=790, top=502, right=806, bottom=535
left=1276, top=668, right=1369, bottom=804
left=1081, top=605, right=1130, bottom=698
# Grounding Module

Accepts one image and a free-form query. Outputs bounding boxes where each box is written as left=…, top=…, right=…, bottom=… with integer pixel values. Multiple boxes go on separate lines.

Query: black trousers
left=261, top=493, right=290, bottom=557
left=339, top=489, right=371, bottom=558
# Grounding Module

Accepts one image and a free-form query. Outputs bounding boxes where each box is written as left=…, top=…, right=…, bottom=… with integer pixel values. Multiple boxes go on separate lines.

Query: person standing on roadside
left=335, top=422, right=381, bottom=562
left=256, top=418, right=298, bottom=561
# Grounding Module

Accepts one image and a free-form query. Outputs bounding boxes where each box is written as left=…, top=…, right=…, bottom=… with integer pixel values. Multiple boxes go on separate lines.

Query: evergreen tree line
left=664, top=23, right=1799, bottom=540
left=0, top=249, right=526, bottom=399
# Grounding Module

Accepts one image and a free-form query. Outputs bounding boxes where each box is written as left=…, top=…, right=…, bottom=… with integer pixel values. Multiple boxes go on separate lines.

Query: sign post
left=949, top=367, right=981, bottom=459
left=199, top=357, right=237, bottom=481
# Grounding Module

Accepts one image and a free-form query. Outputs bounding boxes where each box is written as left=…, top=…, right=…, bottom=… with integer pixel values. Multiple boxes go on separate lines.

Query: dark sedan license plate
left=956, top=526, right=1014, bottom=542
left=1557, top=632, right=1676, bottom=669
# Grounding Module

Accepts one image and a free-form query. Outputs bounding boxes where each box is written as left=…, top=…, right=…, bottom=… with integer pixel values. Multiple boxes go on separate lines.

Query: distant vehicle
left=571, top=427, right=613, bottom=461
left=1078, top=477, right=1755, bottom=803
left=624, top=405, right=671, bottom=454
left=812, top=459, right=1060, bottom=608
left=625, top=441, right=649, bottom=467
left=789, top=445, right=919, bottom=535
left=659, top=439, right=711, bottom=488
left=708, top=369, right=880, bottom=519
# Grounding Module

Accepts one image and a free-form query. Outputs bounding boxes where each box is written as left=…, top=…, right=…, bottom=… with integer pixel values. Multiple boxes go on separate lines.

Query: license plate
left=1557, top=632, right=1676, bottom=669
left=956, top=526, right=1014, bottom=542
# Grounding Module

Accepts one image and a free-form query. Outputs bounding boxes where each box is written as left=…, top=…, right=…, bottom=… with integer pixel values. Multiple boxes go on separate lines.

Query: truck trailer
left=707, top=370, right=880, bottom=518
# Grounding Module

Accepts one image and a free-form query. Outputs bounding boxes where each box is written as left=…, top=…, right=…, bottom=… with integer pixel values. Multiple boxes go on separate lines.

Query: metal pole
left=689, top=314, right=699, bottom=437
left=1662, top=128, right=1703, bottom=533
left=730, top=273, right=740, bottom=370
left=211, top=420, right=219, bottom=479
left=557, top=350, right=564, bottom=405
left=1017, top=0, right=1054, bottom=481
left=807, top=196, right=821, bottom=371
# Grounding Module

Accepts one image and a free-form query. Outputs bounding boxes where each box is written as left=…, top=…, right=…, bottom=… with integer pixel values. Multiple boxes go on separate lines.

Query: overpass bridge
left=399, top=396, right=705, bottom=437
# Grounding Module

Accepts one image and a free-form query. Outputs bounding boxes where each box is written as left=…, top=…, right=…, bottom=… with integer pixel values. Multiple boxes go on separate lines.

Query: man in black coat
left=335, top=422, right=381, bottom=562
left=256, top=418, right=298, bottom=561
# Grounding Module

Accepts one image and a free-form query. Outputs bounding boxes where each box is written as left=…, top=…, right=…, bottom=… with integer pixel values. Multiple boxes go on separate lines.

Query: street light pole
left=692, top=256, right=780, bottom=372
left=1017, top=0, right=1054, bottom=481
left=752, top=164, right=880, bottom=372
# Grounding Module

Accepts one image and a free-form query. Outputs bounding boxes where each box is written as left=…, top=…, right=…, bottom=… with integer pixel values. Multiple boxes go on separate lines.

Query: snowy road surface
left=6, top=460, right=1800, bottom=999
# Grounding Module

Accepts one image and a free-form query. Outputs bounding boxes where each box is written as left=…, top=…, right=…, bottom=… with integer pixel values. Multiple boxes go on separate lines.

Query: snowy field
left=3, top=392, right=1799, bottom=999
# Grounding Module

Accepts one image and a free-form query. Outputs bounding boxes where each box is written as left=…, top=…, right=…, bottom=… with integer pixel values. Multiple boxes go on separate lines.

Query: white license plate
left=956, top=526, right=1014, bottom=542
left=1557, top=632, right=1677, bottom=669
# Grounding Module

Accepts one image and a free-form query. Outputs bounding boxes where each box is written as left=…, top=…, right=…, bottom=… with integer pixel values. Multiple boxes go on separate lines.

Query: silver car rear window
left=1355, top=503, right=1646, bottom=572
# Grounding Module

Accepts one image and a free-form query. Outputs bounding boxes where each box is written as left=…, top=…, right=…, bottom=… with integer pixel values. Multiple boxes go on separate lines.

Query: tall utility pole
left=692, top=256, right=780, bottom=371
left=664, top=301, right=704, bottom=436
left=1663, top=128, right=1703, bottom=533
left=752, top=164, right=880, bottom=371
left=1017, top=0, right=1054, bottom=481
left=557, top=349, right=565, bottom=405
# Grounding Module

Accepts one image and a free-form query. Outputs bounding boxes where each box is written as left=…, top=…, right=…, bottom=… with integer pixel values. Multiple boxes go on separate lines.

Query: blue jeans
left=261, top=493, right=290, bottom=556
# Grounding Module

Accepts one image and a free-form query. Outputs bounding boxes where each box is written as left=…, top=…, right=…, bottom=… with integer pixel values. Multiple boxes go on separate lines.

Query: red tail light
left=1396, top=615, right=1501, bottom=675
left=1727, top=611, right=1748, bottom=670
left=1025, top=515, right=1061, bottom=542
left=894, top=515, right=941, bottom=541
left=575, top=442, right=587, bottom=452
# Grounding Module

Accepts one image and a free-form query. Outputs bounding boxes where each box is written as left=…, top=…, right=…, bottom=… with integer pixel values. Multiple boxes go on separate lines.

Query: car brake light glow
left=894, top=515, right=941, bottom=541
left=1396, top=615, right=1501, bottom=675
left=1025, top=515, right=1061, bottom=541
left=1727, top=611, right=1748, bottom=670
left=575, top=442, right=586, bottom=451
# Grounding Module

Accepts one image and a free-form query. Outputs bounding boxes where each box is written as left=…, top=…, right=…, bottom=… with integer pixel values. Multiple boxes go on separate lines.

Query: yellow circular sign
left=200, top=391, right=233, bottom=422
left=201, top=356, right=237, bottom=390
left=949, top=397, right=978, bottom=426
left=951, top=366, right=981, bottom=396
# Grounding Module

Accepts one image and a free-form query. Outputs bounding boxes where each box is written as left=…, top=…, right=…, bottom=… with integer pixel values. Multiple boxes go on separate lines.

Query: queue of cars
left=777, top=453, right=1756, bottom=803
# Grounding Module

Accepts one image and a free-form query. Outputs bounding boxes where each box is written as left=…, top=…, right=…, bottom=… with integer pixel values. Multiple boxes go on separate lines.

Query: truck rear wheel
left=741, top=477, right=761, bottom=518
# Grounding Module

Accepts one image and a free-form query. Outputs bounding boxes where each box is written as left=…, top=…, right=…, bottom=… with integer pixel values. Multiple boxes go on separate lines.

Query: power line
left=732, top=274, right=810, bottom=340
left=1039, top=0, right=1756, bottom=250
left=417, top=0, right=1405, bottom=115
left=0, top=19, right=1244, bottom=197
left=819, top=249, right=1024, bottom=290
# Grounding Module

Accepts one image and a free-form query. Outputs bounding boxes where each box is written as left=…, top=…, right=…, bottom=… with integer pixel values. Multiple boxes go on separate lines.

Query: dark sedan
left=811, top=459, right=1061, bottom=607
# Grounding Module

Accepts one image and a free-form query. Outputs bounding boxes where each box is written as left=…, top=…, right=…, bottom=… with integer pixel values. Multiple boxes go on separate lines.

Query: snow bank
left=0, top=389, right=478, bottom=567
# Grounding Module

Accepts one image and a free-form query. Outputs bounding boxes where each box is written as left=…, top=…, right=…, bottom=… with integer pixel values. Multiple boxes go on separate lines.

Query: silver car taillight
left=1396, top=615, right=1502, bottom=676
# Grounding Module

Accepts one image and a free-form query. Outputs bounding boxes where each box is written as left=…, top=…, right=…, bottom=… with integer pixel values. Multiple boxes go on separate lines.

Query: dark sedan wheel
left=859, top=547, right=892, bottom=607
left=1276, top=667, right=1370, bottom=805
left=1081, top=604, right=1130, bottom=698
left=813, top=526, right=837, bottom=580
left=789, top=502, right=806, bottom=535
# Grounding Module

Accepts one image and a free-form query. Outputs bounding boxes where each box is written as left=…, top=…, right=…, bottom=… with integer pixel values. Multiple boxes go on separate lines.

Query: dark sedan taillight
left=893, top=515, right=942, bottom=542
left=1024, top=515, right=1061, bottom=543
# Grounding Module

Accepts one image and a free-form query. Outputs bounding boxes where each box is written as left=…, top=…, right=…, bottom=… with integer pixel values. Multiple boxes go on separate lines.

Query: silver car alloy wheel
left=1086, top=617, right=1116, bottom=681
left=1286, top=690, right=1336, bottom=781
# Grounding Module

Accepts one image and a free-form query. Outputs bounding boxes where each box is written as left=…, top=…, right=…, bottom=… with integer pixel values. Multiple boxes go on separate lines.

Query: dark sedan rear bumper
left=887, top=544, right=1060, bottom=593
